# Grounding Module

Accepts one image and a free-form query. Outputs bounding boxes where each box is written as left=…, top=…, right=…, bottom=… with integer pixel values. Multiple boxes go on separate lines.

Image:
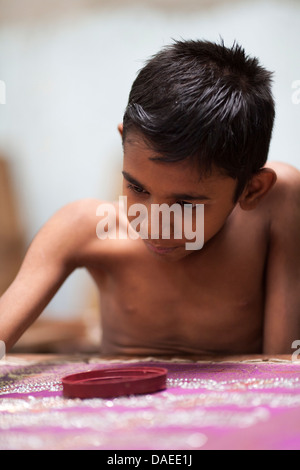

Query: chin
left=144, top=241, right=202, bottom=262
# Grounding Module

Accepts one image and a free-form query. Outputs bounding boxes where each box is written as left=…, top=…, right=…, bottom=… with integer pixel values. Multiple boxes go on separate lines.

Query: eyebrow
left=122, top=171, right=212, bottom=201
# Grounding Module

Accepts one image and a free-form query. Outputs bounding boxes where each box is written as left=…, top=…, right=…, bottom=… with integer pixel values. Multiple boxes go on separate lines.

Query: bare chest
left=90, top=225, right=267, bottom=355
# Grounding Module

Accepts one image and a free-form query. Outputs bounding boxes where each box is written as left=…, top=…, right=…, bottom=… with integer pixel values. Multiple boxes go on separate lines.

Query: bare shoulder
left=61, top=198, right=103, bottom=221
left=37, top=198, right=117, bottom=267
left=266, top=161, right=300, bottom=201
left=48, top=198, right=105, bottom=238
left=258, top=161, right=300, bottom=219
left=262, top=161, right=300, bottom=236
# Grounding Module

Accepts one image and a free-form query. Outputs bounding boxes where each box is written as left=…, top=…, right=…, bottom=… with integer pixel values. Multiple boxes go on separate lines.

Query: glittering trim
left=1, top=358, right=300, bottom=449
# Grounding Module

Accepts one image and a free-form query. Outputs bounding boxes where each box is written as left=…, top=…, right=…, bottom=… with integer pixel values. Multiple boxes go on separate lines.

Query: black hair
left=122, top=39, right=275, bottom=201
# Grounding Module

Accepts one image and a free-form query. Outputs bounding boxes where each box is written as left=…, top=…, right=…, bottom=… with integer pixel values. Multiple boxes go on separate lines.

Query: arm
left=0, top=199, right=98, bottom=352
left=263, top=165, right=300, bottom=354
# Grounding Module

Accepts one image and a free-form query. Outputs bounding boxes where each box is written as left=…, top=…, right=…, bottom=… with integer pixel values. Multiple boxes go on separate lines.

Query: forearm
left=0, top=269, right=69, bottom=351
left=0, top=199, right=99, bottom=351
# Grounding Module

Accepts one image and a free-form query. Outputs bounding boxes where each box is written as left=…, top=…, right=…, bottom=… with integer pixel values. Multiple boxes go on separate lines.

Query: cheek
left=203, top=206, right=235, bottom=240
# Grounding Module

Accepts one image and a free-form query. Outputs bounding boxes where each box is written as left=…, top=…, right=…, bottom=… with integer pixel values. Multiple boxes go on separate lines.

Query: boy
left=1, top=39, right=300, bottom=357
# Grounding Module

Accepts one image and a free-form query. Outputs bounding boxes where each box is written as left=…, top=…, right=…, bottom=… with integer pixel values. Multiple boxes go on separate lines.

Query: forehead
left=123, top=133, right=236, bottom=198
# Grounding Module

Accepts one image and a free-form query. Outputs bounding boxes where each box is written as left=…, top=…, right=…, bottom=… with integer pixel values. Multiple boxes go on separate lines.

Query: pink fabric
left=0, top=358, right=300, bottom=449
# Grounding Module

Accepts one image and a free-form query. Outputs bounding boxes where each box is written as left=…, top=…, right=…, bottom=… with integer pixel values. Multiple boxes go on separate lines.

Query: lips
left=145, top=242, right=178, bottom=255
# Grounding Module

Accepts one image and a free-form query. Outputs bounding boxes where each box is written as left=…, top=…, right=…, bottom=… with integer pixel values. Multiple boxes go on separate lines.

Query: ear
left=238, top=168, right=277, bottom=211
left=118, top=123, right=123, bottom=137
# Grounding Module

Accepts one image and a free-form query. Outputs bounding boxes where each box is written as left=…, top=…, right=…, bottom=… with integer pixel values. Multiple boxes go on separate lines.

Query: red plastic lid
left=62, top=366, right=168, bottom=399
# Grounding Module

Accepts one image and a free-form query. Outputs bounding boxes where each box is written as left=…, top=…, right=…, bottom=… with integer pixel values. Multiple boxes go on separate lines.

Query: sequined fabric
left=0, top=356, right=300, bottom=450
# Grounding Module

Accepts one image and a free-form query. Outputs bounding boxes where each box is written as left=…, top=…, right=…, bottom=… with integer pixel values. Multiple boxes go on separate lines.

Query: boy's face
left=122, top=132, right=238, bottom=261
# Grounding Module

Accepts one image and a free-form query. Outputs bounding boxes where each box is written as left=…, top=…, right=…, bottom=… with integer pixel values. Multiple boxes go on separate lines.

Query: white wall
left=0, top=0, right=299, bottom=318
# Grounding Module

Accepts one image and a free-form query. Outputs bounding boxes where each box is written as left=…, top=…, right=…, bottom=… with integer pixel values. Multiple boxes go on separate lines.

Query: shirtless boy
left=1, top=39, right=300, bottom=357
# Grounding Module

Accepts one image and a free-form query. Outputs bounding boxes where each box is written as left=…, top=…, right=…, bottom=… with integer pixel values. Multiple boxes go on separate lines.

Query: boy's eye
left=177, top=201, right=197, bottom=208
left=127, top=183, right=147, bottom=194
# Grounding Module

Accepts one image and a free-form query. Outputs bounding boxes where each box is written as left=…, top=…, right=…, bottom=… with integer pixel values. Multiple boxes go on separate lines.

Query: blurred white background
left=0, top=0, right=299, bottom=320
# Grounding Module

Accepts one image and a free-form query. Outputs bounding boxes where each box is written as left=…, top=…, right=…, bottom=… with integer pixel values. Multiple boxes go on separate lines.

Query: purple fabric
left=0, top=358, right=300, bottom=449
